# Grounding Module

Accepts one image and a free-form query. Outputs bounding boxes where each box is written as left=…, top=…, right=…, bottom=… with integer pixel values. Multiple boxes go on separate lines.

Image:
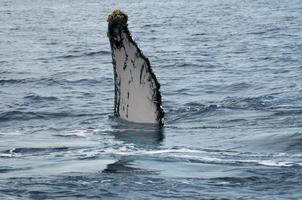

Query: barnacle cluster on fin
left=107, top=10, right=128, bottom=25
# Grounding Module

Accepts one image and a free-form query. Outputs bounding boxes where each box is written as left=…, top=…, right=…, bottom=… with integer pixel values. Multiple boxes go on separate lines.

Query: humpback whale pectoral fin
left=107, top=10, right=164, bottom=126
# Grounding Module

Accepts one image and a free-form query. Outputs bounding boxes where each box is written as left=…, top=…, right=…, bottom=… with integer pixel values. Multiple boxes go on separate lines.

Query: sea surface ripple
left=0, top=0, right=302, bottom=199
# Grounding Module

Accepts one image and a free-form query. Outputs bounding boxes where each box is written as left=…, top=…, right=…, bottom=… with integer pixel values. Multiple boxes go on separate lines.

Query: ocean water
left=1, top=0, right=302, bottom=199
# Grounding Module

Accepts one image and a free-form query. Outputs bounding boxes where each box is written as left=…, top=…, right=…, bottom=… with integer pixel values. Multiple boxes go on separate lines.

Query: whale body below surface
left=107, top=10, right=164, bottom=126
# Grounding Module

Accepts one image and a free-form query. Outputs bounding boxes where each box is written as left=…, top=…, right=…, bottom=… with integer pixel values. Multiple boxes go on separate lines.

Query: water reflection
left=109, top=117, right=164, bottom=148
left=103, top=119, right=164, bottom=173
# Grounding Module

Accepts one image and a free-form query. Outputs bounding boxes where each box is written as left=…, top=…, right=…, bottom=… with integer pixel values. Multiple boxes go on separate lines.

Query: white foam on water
left=97, top=146, right=302, bottom=167
left=63, top=129, right=94, bottom=137
left=0, top=131, right=22, bottom=136
left=0, top=153, right=13, bottom=158
left=258, top=160, right=295, bottom=167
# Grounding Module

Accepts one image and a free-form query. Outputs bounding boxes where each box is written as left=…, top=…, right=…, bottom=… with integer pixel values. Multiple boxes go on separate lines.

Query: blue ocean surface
left=1, top=0, right=302, bottom=199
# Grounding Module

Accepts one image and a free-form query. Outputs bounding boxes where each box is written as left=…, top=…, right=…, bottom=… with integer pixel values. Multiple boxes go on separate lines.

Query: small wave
left=63, top=78, right=102, bottom=85
left=0, top=76, right=110, bottom=87
left=23, top=94, right=59, bottom=102
left=53, top=134, right=86, bottom=138
left=257, top=160, right=294, bottom=167
left=76, top=145, right=302, bottom=167
left=136, top=152, right=291, bottom=167
left=0, top=111, right=44, bottom=121
left=53, top=129, right=94, bottom=138
left=54, top=50, right=111, bottom=60
left=222, top=82, right=251, bottom=92
left=103, top=161, right=153, bottom=174
left=0, top=111, right=100, bottom=122
left=0, top=153, right=14, bottom=158
left=0, top=78, right=29, bottom=85
left=150, top=153, right=301, bottom=167
left=191, top=33, right=206, bottom=36
left=0, top=147, right=72, bottom=159
left=272, top=109, right=302, bottom=117
left=0, top=166, right=32, bottom=173
left=110, top=148, right=203, bottom=156
left=0, top=61, right=8, bottom=64
left=210, top=176, right=270, bottom=185
left=167, top=103, right=220, bottom=122
left=95, top=145, right=302, bottom=168
left=1, top=147, right=69, bottom=157
left=0, top=77, right=61, bottom=86
left=247, top=27, right=283, bottom=36
left=220, top=95, right=275, bottom=110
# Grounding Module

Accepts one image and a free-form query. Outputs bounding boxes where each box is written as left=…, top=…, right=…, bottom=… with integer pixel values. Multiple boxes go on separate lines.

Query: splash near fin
left=107, top=10, right=164, bottom=126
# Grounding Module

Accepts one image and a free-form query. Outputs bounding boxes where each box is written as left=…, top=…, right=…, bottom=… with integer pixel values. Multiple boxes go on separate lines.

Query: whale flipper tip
left=107, top=10, right=128, bottom=25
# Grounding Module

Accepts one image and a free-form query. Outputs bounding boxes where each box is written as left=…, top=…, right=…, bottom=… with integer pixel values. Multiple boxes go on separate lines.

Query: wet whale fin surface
left=107, top=10, right=164, bottom=126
